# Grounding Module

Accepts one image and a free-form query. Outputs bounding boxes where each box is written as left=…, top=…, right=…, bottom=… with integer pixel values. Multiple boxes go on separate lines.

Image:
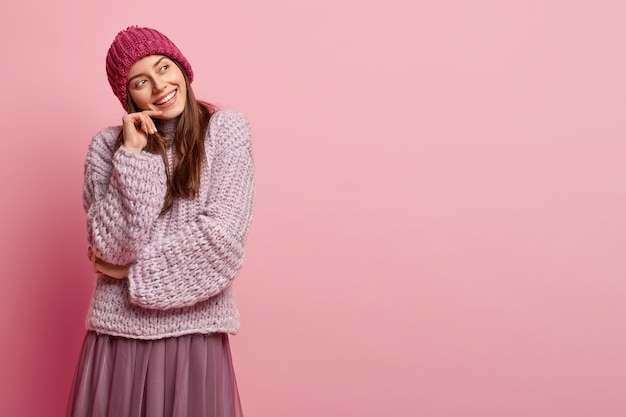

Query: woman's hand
left=121, top=110, right=163, bottom=153
left=88, top=246, right=130, bottom=280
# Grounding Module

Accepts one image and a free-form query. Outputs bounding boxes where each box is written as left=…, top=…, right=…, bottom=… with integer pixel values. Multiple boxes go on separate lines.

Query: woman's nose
left=153, top=78, right=167, bottom=92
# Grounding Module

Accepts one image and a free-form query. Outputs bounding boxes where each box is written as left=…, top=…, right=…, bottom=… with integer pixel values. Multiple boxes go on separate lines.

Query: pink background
left=1, top=1, right=625, bottom=416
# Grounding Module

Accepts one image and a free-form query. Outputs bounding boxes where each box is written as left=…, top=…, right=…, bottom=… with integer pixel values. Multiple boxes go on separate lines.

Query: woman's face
left=127, top=55, right=187, bottom=120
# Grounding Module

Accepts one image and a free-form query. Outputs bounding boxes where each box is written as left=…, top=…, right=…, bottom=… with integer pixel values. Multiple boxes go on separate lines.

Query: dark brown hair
left=117, top=63, right=217, bottom=213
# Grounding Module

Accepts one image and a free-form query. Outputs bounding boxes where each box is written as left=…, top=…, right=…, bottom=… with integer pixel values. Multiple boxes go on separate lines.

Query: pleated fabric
left=66, top=332, right=243, bottom=417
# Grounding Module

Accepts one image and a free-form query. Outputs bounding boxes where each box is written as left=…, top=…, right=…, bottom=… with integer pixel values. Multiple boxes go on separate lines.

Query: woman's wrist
left=122, top=143, right=144, bottom=154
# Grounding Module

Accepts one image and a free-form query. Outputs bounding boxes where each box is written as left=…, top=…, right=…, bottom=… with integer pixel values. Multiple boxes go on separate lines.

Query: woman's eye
left=135, top=79, right=147, bottom=88
left=160, top=65, right=169, bottom=72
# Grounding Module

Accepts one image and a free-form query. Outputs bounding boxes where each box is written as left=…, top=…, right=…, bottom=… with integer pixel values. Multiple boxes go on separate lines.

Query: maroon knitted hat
left=106, top=26, right=194, bottom=108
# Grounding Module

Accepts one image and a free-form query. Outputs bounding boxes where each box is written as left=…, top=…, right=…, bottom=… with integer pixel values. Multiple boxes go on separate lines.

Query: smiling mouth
left=155, top=90, right=177, bottom=105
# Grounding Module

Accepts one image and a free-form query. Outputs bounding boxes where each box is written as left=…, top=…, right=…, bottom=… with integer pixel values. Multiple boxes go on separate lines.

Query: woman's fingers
left=123, top=112, right=153, bottom=134
left=137, top=112, right=156, bottom=134
left=121, top=110, right=164, bottom=152
left=92, top=257, right=130, bottom=280
left=89, top=247, right=129, bottom=279
left=141, top=110, right=164, bottom=119
left=124, top=110, right=163, bottom=132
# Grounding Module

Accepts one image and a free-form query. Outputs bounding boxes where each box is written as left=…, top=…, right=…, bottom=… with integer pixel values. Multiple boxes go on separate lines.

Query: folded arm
left=127, top=111, right=255, bottom=309
left=83, top=131, right=167, bottom=266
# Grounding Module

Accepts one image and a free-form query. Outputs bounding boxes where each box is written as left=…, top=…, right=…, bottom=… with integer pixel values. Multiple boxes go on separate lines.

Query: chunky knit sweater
left=83, top=110, right=254, bottom=339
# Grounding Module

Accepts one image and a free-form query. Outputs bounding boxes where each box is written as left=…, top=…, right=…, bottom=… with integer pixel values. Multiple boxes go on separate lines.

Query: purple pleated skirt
left=66, top=331, right=243, bottom=417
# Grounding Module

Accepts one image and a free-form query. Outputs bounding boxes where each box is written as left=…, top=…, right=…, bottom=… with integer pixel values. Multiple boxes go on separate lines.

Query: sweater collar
left=155, top=117, right=179, bottom=139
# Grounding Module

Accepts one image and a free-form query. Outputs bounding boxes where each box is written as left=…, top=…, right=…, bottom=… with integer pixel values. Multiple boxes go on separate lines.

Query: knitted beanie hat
left=106, top=26, right=194, bottom=107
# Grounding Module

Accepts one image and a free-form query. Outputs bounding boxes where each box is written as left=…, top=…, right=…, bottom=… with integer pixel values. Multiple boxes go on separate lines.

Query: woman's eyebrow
left=127, top=56, right=169, bottom=84
left=152, top=56, right=169, bottom=68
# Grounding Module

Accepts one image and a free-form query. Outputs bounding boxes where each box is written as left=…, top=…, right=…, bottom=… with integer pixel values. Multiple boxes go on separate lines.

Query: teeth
left=157, top=91, right=176, bottom=105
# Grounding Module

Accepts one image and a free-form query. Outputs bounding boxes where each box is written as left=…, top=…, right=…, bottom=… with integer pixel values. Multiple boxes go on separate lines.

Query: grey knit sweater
left=83, top=110, right=254, bottom=339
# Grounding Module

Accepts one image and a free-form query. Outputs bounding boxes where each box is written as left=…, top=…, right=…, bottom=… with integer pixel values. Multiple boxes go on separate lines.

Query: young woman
left=66, top=26, right=254, bottom=417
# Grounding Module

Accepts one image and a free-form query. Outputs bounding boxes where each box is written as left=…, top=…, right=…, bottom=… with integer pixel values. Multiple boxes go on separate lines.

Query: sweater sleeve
left=83, top=129, right=168, bottom=265
left=127, top=111, right=255, bottom=310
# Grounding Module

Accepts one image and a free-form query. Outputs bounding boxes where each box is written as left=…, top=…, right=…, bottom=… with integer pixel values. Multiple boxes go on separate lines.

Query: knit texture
left=106, top=26, right=194, bottom=108
left=84, top=110, right=254, bottom=339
